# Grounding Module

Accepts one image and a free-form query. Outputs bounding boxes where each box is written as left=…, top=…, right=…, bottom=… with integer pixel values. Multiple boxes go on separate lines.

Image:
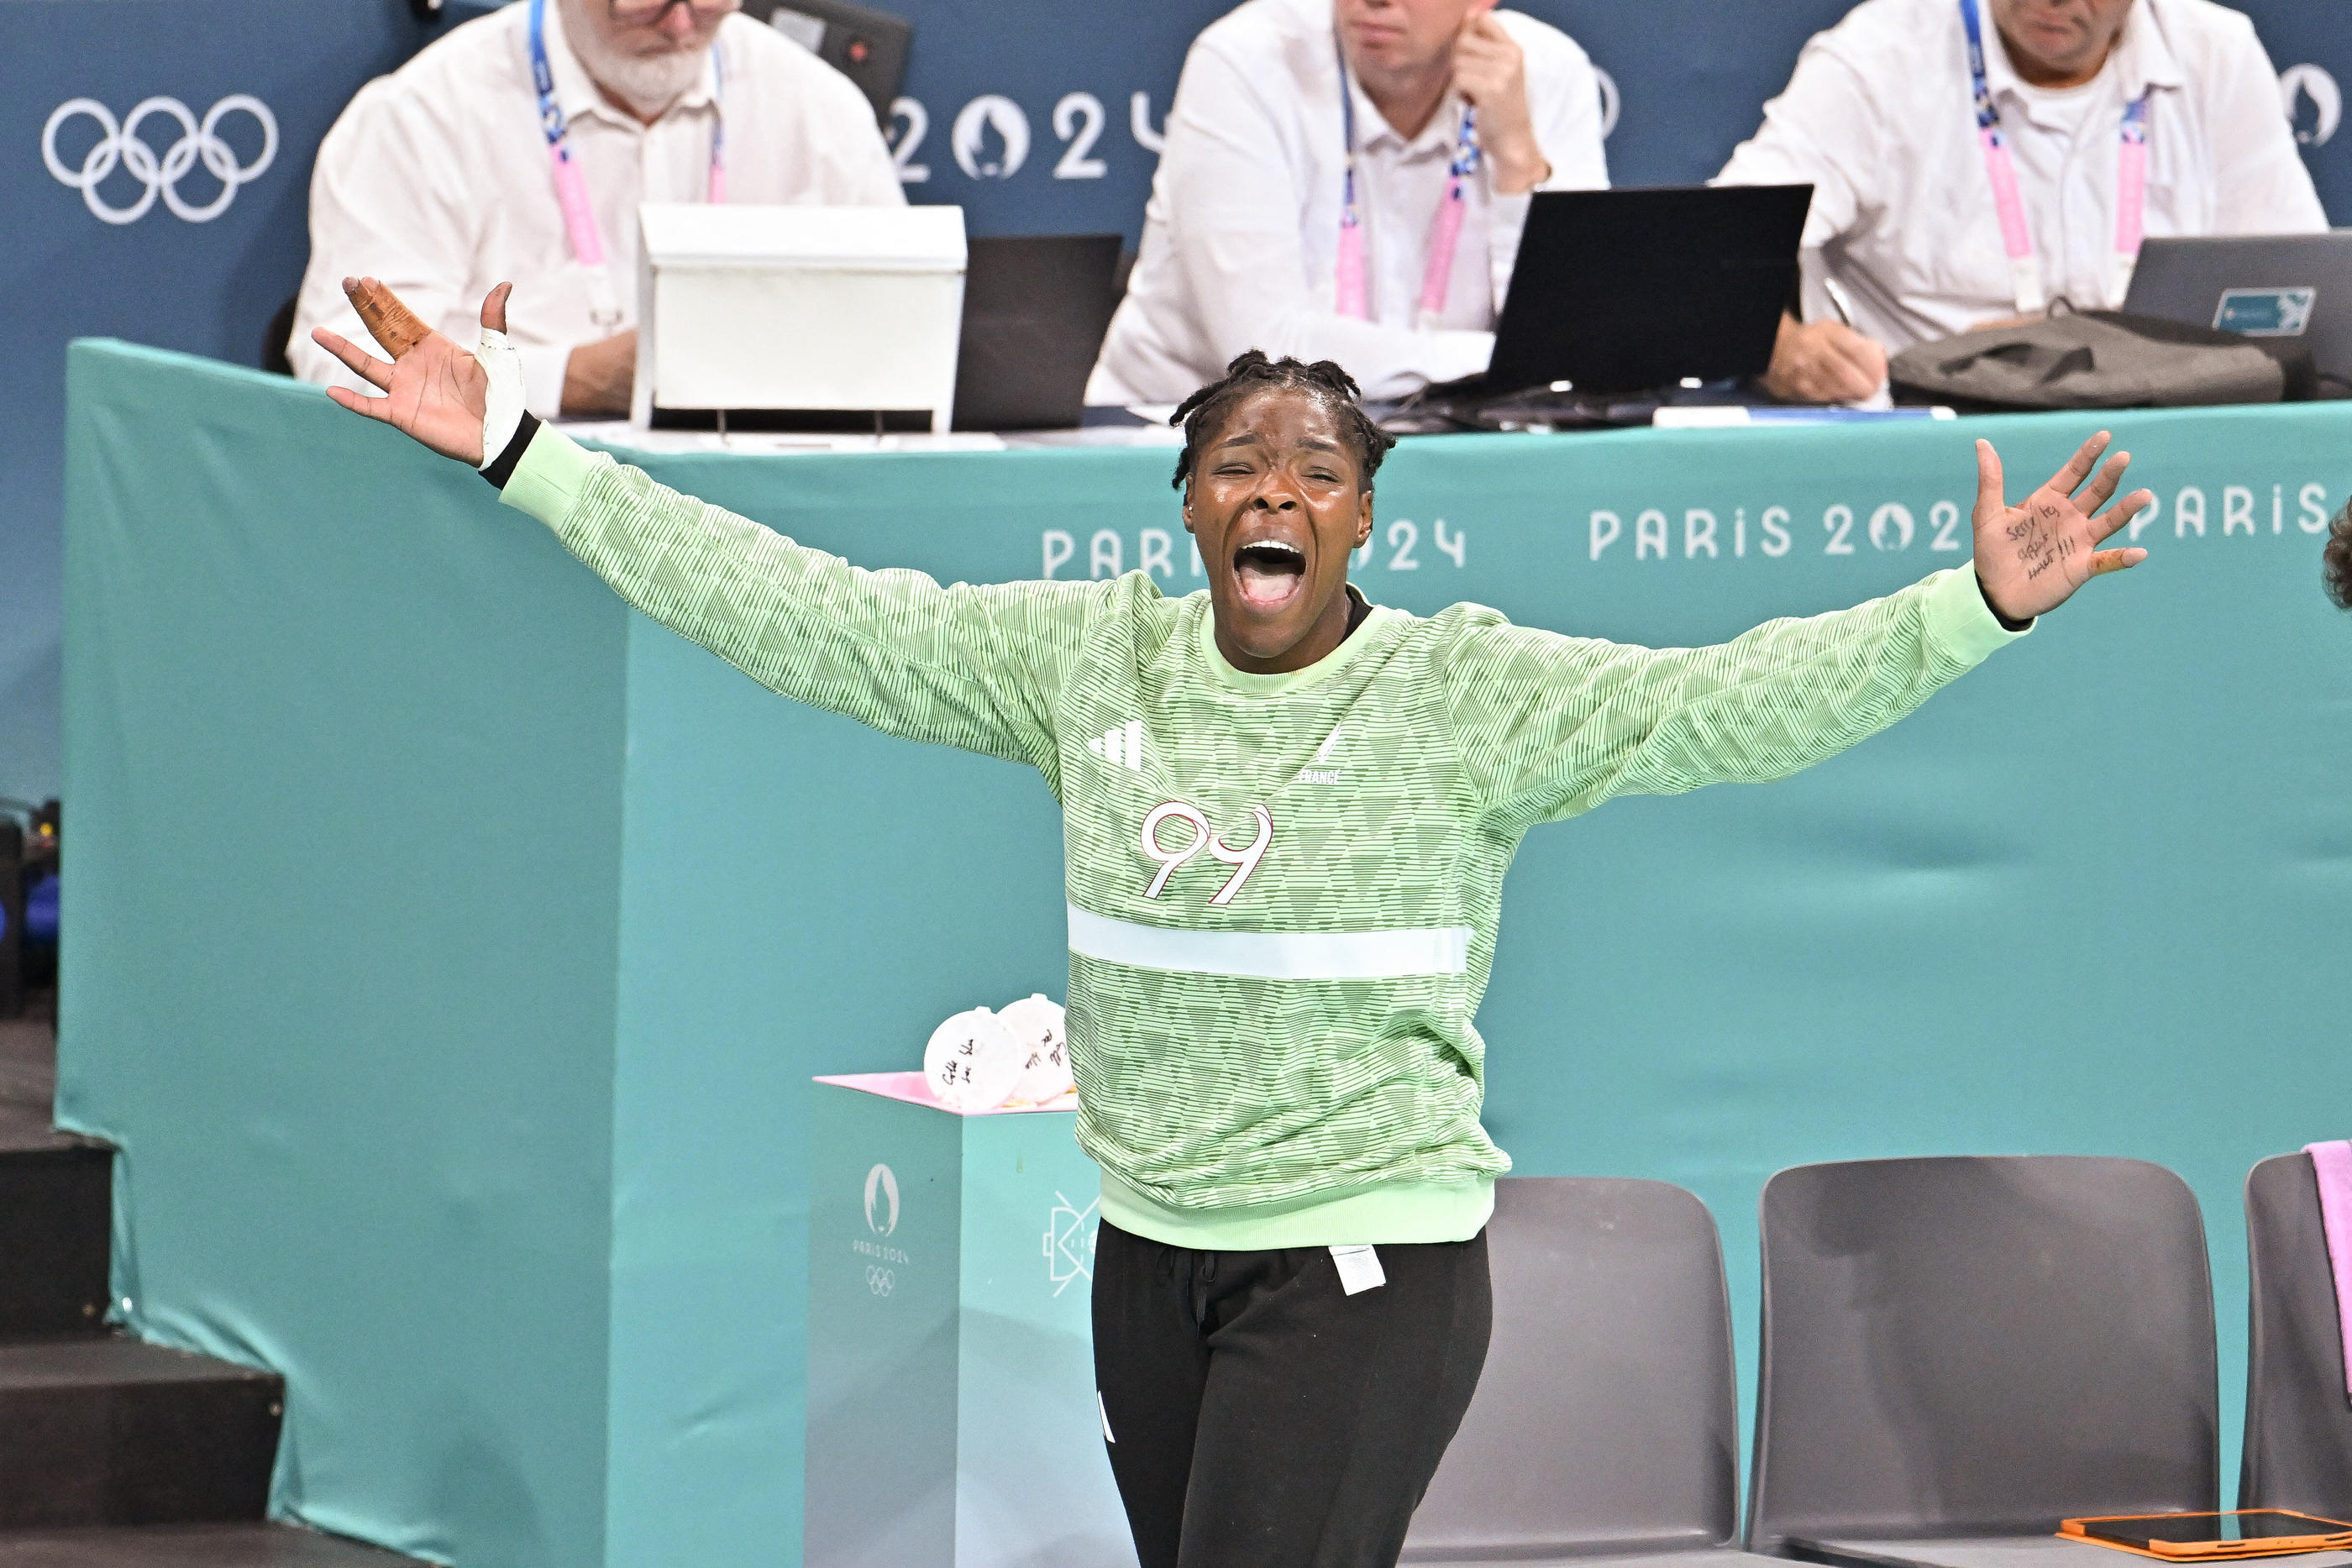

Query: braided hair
left=1168, top=350, right=1398, bottom=492
left=2327, top=497, right=2352, bottom=610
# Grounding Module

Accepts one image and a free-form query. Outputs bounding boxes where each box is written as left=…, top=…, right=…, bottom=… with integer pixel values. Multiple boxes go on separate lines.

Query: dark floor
left=0, top=1523, right=424, bottom=1565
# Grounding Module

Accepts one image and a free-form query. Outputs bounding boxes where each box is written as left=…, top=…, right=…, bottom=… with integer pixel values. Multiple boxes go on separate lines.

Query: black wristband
left=1975, top=569, right=2034, bottom=632
left=480, top=412, right=541, bottom=490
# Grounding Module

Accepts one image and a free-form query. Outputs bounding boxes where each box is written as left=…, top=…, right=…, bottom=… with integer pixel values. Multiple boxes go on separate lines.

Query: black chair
left=2241, top=1151, right=2352, bottom=1518
left=1748, top=1156, right=2219, bottom=1568
left=1402, top=1176, right=1784, bottom=1568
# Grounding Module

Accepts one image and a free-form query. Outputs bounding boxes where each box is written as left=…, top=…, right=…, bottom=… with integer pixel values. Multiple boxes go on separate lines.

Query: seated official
left=1089, top=0, right=1609, bottom=406
left=288, top=0, right=900, bottom=418
left=1718, top=0, right=2327, bottom=404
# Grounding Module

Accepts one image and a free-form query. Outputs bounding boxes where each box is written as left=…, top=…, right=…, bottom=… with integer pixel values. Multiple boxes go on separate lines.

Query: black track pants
left=1091, top=1219, right=1493, bottom=1568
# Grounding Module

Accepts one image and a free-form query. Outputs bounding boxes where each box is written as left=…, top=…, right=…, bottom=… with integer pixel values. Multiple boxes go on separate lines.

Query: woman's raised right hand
left=312, top=278, right=511, bottom=465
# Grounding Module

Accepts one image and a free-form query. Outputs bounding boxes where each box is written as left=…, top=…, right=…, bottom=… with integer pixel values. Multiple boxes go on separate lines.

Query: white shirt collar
left=1983, top=0, right=2184, bottom=124
left=1343, top=66, right=1468, bottom=157
left=2108, top=1, right=2188, bottom=97
left=540, top=0, right=721, bottom=133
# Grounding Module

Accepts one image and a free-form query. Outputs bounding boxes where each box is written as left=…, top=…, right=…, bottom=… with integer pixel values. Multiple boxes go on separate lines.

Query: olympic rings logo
left=865, top=1266, right=895, bottom=1297
left=42, top=96, right=278, bottom=225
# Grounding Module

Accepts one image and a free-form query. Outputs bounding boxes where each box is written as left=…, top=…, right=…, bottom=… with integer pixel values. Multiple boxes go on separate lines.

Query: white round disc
left=1000, top=993, right=1073, bottom=1103
left=922, top=1006, right=1023, bottom=1114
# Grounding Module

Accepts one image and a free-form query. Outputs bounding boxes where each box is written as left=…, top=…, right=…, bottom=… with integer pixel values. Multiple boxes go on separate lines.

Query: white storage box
left=632, top=204, right=967, bottom=432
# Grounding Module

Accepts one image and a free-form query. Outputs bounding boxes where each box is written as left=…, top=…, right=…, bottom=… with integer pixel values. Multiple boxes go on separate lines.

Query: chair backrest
left=1746, top=1155, right=2218, bottom=1551
left=1403, top=1176, right=1739, bottom=1560
left=2240, top=1152, right=2352, bottom=1515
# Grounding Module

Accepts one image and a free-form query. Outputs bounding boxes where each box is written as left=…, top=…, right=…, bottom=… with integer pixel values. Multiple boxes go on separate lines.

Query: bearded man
left=288, top=0, right=900, bottom=418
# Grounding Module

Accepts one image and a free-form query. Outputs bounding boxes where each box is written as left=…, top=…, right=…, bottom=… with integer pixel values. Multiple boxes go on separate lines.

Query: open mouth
left=1233, top=540, right=1307, bottom=611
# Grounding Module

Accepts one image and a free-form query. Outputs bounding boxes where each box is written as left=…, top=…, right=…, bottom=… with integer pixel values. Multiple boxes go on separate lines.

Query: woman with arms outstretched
left=316, top=278, right=2149, bottom=1568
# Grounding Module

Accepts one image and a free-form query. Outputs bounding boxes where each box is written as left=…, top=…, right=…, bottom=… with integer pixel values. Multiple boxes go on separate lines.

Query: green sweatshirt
left=503, top=427, right=2027, bottom=1250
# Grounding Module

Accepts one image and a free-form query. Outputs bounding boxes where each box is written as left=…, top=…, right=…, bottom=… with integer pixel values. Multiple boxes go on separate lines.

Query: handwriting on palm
left=1971, top=432, right=2150, bottom=621
left=312, top=277, right=507, bottom=465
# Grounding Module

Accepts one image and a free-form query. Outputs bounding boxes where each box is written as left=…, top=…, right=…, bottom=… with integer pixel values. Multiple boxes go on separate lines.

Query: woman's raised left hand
left=312, top=277, right=509, bottom=465
left=1971, top=432, right=2151, bottom=622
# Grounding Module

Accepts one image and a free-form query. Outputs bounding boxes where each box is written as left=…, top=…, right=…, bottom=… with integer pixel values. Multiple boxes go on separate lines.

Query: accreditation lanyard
left=529, top=0, right=725, bottom=329
left=1334, top=39, right=1480, bottom=331
left=1959, top=0, right=2148, bottom=315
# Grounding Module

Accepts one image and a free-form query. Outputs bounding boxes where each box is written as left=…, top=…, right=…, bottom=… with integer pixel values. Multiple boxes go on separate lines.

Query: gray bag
left=1890, top=310, right=2291, bottom=410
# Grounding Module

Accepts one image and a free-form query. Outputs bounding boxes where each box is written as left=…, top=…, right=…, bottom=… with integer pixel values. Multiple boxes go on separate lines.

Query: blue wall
left=2, top=1, right=433, bottom=807
left=5, top=0, right=2349, bottom=805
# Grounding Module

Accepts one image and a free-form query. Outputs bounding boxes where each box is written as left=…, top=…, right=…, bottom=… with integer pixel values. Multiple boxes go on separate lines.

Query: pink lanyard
left=1334, top=39, right=1481, bottom=331
left=530, top=0, right=724, bottom=328
left=1960, top=0, right=2149, bottom=314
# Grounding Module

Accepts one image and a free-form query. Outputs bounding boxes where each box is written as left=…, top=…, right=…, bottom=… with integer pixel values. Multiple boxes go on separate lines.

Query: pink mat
left=2306, top=1140, right=2352, bottom=1400
left=814, top=1071, right=1078, bottom=1117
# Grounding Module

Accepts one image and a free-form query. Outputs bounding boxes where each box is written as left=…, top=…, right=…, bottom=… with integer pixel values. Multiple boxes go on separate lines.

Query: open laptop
left=2124, top=233, right=2352, bottom=390
left=951, top=234, right=1125, bottom=432
left=1485, top=184, right=1812, bottom=396
left=1380, top=184, right=1810, bottom=430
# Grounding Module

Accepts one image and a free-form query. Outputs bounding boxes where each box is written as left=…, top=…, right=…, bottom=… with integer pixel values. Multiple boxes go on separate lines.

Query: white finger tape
left=476, top=325, right=526, bottom=470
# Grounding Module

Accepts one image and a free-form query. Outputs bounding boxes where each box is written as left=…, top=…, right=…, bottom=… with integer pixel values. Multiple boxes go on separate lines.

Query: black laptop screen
left=1485, top=184, right=1812, bottom=395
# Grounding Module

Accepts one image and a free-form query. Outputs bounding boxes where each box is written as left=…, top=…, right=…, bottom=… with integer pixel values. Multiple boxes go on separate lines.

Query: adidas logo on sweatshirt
left=1086, top=719, right=1145, bottom=772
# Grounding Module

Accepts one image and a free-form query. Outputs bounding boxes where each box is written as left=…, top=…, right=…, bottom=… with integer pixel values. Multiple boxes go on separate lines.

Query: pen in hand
left=1823, top=275, right=1858, bottom=328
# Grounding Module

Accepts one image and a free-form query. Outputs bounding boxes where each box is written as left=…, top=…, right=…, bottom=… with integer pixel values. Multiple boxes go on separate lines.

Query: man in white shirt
left=1089, top=0, right=1609, bottom=406
left=1719, top=0, right=2327, bottom=404
left=289, top=0, right=900, bottom=418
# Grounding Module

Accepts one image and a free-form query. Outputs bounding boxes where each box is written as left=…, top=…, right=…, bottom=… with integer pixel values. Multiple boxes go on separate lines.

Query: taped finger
left=349, top=277, right=429, bottom=357
left=474, top=325, right=527, bottom=471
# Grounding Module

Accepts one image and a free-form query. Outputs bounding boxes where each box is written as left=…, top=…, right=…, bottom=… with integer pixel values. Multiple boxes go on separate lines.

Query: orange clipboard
left=2061, top=1512, right=2352, bottom=1560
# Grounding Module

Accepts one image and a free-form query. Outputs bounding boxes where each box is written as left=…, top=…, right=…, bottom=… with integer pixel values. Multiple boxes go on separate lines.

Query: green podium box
left=806, top=1073, right=1131, bottom=1568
